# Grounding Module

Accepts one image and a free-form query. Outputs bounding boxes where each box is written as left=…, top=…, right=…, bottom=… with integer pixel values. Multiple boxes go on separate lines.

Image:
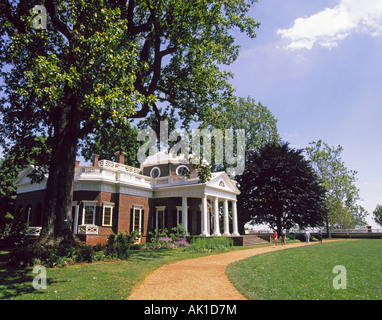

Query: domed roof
left=140, top=150, right=190, bottom=168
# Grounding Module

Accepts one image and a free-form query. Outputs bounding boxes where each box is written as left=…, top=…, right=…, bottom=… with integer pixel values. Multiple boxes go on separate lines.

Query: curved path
left=128, top=241, right=322, bottom=300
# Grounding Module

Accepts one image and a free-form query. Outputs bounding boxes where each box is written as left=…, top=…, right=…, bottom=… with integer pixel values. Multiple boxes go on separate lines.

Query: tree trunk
left=38, top=102, right=80, bottom=246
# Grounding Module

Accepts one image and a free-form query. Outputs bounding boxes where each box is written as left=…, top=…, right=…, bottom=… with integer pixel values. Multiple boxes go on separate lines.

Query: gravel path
left=128, top=241, right=320, bottom=300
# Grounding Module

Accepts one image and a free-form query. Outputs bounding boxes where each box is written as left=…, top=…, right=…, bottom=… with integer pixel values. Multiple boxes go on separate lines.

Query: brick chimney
left=93, top=154, right=99, bottom=167
left=75, top=160, right=80, bottom=168
left=114, top=151, right=126, bottom=164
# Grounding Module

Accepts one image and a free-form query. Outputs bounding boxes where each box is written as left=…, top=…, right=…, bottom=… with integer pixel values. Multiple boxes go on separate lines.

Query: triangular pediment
left=205, top=172, right=240, bottom=194
left=13, top=165, right=48, bottom=187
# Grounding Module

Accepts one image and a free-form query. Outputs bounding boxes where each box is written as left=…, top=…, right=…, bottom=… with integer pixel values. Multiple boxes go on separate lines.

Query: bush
left=9, top=241, right=123, bottom=268
left=143, top=227, right=190, bottom=250
left=106, top=230, right=140, bottom=259
left=188, top=237, right=233, bottom=252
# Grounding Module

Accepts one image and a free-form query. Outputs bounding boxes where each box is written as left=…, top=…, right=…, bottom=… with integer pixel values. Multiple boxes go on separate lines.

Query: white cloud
left=277, top=0, right=382, bottom=50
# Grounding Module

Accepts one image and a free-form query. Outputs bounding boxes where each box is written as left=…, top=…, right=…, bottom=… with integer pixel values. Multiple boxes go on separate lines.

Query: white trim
left=102, top=202, right=114, bottom=226
left=176, top=165, right=189, bottom=176
left=150, top=166, right=161, bottom=178
left=132, top=205, right=143, bottom=235
left=155, top=206, right=166, bottom=234
left=82, top=201, right=97, bottom=225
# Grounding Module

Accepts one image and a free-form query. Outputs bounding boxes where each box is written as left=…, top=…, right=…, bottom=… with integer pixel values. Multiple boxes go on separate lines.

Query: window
left=102, top=202, right=114, bottom=226
left=155, top=206, right=166, bottom=234
left=133, top=205, right=143, bottom=235
left=82, top=201, right=97, bottom=225
left=176, top=165, right=190, bottom=177
left=150, top=166, right=161, bottom=178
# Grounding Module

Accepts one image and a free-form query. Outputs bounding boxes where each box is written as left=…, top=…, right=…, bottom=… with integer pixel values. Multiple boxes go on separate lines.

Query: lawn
left=226, top=239, right=382, bottom=300
left=0, top=248, right=212, bottom=300
left=0, top=242, right=266, bottom=300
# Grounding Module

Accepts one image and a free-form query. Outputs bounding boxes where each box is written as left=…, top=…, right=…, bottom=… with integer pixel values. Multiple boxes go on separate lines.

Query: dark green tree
left=237, top=142, right=327, bottom=235
left=373, top=204, right=382, bottom=227
left=0, top=136, right=51, bottom=232
left=0, top=0, right=260, bottom=244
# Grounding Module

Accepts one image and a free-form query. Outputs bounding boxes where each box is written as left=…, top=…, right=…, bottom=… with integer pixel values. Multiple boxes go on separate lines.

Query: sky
left=225, top=0, right=382, bottom=228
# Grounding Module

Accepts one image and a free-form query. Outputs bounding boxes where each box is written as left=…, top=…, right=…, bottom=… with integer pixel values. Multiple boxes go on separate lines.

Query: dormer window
left=176, top=165, right=190, bottom=177
left=150, top=167, right=161, bottom=178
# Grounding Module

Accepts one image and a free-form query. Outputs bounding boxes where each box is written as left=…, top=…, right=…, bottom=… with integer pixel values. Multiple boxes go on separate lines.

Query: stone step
left=244, top=235, right=269, bottom=246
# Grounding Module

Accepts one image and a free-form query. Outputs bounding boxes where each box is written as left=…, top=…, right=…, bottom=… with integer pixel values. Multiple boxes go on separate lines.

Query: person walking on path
left=318, top=230, right=323, bottom=243
left=305, top=230, right=310, bottom=244
left=272, top=230, right=278, bottom=248
left=281, top=230, right=287, bottom=248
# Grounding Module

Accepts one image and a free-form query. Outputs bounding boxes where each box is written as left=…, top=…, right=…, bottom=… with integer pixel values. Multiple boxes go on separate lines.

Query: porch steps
left=244, top=235, right=269, bottom=246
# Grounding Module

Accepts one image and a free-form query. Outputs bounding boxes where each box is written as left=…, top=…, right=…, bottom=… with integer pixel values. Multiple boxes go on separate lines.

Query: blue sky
left=226, top=0, right=382, bottom=227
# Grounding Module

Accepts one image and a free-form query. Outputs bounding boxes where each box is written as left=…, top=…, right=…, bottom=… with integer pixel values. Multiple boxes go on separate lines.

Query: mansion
left=13, top=151, right=241, bottom=245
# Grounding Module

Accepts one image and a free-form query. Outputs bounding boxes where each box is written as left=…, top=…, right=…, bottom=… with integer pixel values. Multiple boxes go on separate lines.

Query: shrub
left=106, top=230, right=140, bottom=259
left=143, top=227, right=190, bottom=250
left=9, top=241, right=122, bottom=268
left=188, top=237, right=233, bottom=252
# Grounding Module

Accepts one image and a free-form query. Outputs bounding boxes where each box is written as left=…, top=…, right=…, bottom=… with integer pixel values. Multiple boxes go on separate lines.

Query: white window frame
left=82, top=201, right=97, bottom=225
left=155, top=206, right=166, bottom=234
left=102, top=202, right=114, bottom=227
left=132, top=205, right=143, bottom=235
left=150, top=166, right=161, bottom=178
left=176, top=165, right=189, bottom=176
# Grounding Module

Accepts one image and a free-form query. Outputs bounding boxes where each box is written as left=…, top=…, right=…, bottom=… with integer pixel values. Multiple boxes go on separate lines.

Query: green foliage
left=373, top=204, right=382, bottom=227
left=237, top=142, right=328, bottom=234
left=1, top=218, right=29, bottom=247
left=144, top=226, right=190, bottom=250
left=9, top=244, right=111, bottom=268
left=188, top=237, right=233, bottom=252
left=107, top=230, right=141, bottom=259
left=194, top=160, right=212, bottom=183
left=305, top=140, right=367, bottom=228
left=0, top=0, right=261, bottom=243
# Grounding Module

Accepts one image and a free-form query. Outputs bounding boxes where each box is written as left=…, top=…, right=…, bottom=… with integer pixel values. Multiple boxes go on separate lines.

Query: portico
left=152, top=170, right=241, bottom=237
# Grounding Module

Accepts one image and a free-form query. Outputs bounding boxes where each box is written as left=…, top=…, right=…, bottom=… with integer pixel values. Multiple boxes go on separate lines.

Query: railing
left=331, top=228, right=382, bottom=234
left=78, top=225, right=99, bottom=235
left=26, top=226, right=42, bottom=237
left=151, top=173, right=199, bottom=188
left=98, top=160, right=141, bottom=174
left=74, top=165, right=151, bottom=187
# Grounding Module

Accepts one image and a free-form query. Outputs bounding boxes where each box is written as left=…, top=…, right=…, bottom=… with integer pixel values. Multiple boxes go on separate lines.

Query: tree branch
left=44, top=0, right=73, bottom=42
left=126, top=0, right=154, bottom=35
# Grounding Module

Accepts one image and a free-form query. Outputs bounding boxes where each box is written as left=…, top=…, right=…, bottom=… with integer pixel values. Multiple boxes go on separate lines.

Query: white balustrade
left=78, top=225, right=99, bottom=235
left=26, top=227, right=42, bottom=236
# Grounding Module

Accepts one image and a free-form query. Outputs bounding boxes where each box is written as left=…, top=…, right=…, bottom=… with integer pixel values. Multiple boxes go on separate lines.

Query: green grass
left=226, top=239, right=382, bottom=300
left=0, top=248, right=215, bottom=300
left=0, top=243, right=267, bottom=300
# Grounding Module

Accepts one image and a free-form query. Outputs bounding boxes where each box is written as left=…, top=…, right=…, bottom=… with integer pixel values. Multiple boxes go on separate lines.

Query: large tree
left=0, top=0, right=260, bottom=244
left=237, top=142, right=327, bottom=235
left=305, top=140, right=367, bottom=231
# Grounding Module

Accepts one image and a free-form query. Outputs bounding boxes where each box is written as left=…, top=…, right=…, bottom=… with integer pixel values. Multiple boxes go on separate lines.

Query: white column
left=73, top=205, right=79, bottom=235
left=182, top=196, right=188, bottom=234
left=200, top=195, right=210, bottom=237
left=223, top=199, right=230, bottom=236
left=232, top=200, right=239, bottom=236
left=212, top=197, right=221, bottom=236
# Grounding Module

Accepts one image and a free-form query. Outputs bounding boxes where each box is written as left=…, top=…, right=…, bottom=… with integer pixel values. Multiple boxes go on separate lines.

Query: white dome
left=140, top=150, right=190, bottom=168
